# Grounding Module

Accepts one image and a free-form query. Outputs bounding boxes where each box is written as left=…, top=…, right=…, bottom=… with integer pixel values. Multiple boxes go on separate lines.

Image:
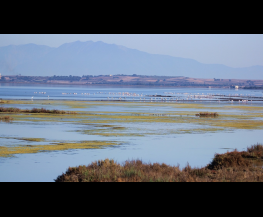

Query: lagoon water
left=0, top=84, right=263, bottom=181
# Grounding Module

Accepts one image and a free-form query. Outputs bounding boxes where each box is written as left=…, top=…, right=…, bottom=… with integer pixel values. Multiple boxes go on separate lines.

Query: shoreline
left=1, top=75, right=263, bottom=89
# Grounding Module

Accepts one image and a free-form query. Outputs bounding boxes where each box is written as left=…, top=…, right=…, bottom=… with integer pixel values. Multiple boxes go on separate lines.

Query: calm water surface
left=0, top=84, right=263, bottom=181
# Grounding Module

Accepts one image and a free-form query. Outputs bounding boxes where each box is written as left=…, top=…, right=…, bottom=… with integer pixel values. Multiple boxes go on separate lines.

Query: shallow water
left=1, top=83, right=263, bottom=102
left=0, top=129, right=261, bottom=182
left=0, top=85, right=263, bottom=181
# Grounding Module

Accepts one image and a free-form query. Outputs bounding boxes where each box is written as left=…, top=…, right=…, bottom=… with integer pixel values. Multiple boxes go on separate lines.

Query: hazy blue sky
left=0, top=34, right=262, bottom=68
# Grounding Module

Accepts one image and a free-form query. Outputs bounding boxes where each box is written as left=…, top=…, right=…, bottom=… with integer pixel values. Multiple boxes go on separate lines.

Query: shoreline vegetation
left=0, top=107, right=76, bottom=114
left=55, top=144, right=263, bottom=182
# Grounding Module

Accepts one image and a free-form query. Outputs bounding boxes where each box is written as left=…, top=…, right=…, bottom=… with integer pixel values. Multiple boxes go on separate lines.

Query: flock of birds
left=30, top=91, right=262, bottom=103
left=32, top=92, right=49, bottom=100
left=34, top=92, right=46, bottom=94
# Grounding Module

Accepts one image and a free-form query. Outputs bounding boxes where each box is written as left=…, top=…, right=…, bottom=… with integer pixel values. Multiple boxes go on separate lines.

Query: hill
left=0, top=41, right=262, bottom=79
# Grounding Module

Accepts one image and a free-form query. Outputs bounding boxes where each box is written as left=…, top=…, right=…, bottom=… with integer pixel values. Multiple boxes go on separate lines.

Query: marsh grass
left=0, top=107, right=76, bottom=114
left=0, top=141, right=120, bottom=157
left=0, top=107, right=21, bottom=112
left=195, top=112, right=219, bottom=117
left=9, top=109, right=263, bottom=131
left=55, top=144, right=263, bottom=182
left=3, top=100, right=263, bottom=111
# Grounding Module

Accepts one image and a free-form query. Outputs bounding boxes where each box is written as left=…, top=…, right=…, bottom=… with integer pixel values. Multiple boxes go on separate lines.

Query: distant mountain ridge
left=0, top=41, right=262, bottom=79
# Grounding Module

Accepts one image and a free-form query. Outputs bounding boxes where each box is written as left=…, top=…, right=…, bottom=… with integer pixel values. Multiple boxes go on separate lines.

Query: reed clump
left=195, top=112, right=219, bottom=117
left=0, top=107, right=76, bottom=114
left=55, top=144, right=263, bottom=182
left=0, top=107, right=21, bottom=112
left=27, top=108, right=76, bottom=114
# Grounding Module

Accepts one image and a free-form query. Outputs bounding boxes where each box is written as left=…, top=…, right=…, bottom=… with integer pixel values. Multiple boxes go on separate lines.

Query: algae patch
left=177, top=128, right=225, bottom=134
left=0, top=141, right=121, bottom=157
left=19, top=138, right=45, bottom=142
left=76, top=125, right=144, bottom=137
left=211, top=120, right=263, bottom=129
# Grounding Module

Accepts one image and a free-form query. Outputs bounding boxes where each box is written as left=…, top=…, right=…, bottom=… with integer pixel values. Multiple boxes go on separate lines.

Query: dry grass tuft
left=195, top=112, right=219, bottom=117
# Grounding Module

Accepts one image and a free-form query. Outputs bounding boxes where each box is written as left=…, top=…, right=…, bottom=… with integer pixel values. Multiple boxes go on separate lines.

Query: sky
left=0, top=34, right=262, bottom=68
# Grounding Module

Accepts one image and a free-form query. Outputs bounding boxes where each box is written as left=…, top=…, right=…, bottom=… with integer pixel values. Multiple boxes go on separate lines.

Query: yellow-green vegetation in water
left=0, top=100, right=34, bottom=105
left=9, top=110, right=263, bottom=131
left=8, top=113, right=79, bottom=123
left=77, top=125, right=144, bottom=137
left=2, top=101, right=263, bottom=132
left=81, top=131, right=144, bottom=137
left=177, top=128, right=225, bottom=134
left=211, top=120, right=263, bottom=129
left=223, top=105, right=263, bottom=111
left=0, top=137, right=46, bottom=142
left=0, top=141, right=120, bottom=158
left=19, top=138, right=45, bottom=142
left=59, top=101, right=89, bottom=109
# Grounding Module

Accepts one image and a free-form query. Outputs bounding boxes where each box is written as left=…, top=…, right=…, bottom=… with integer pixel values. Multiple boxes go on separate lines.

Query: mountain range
left=0, top=41, right=262, bottom=79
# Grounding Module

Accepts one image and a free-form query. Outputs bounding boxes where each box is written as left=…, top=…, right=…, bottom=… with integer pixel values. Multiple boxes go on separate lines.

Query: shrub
left=246, top=144, right=263, bottom=159
left=207, top=150, right=252, bottom=170
left=55, top=144, right=263, bottom=182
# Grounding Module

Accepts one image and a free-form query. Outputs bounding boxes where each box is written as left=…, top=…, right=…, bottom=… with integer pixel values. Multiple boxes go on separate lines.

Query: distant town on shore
left=1, top=73, right=263, bottom=89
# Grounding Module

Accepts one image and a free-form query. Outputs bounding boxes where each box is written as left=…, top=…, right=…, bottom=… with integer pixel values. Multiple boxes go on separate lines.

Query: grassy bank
left=55, top=144, right=263, bottom=182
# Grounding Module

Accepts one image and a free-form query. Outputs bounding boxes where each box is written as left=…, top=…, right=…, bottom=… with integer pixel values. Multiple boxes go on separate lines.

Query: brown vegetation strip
left=55, top=144, right=263, bottom=182
left=0, top=107, right=76, bottom=114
